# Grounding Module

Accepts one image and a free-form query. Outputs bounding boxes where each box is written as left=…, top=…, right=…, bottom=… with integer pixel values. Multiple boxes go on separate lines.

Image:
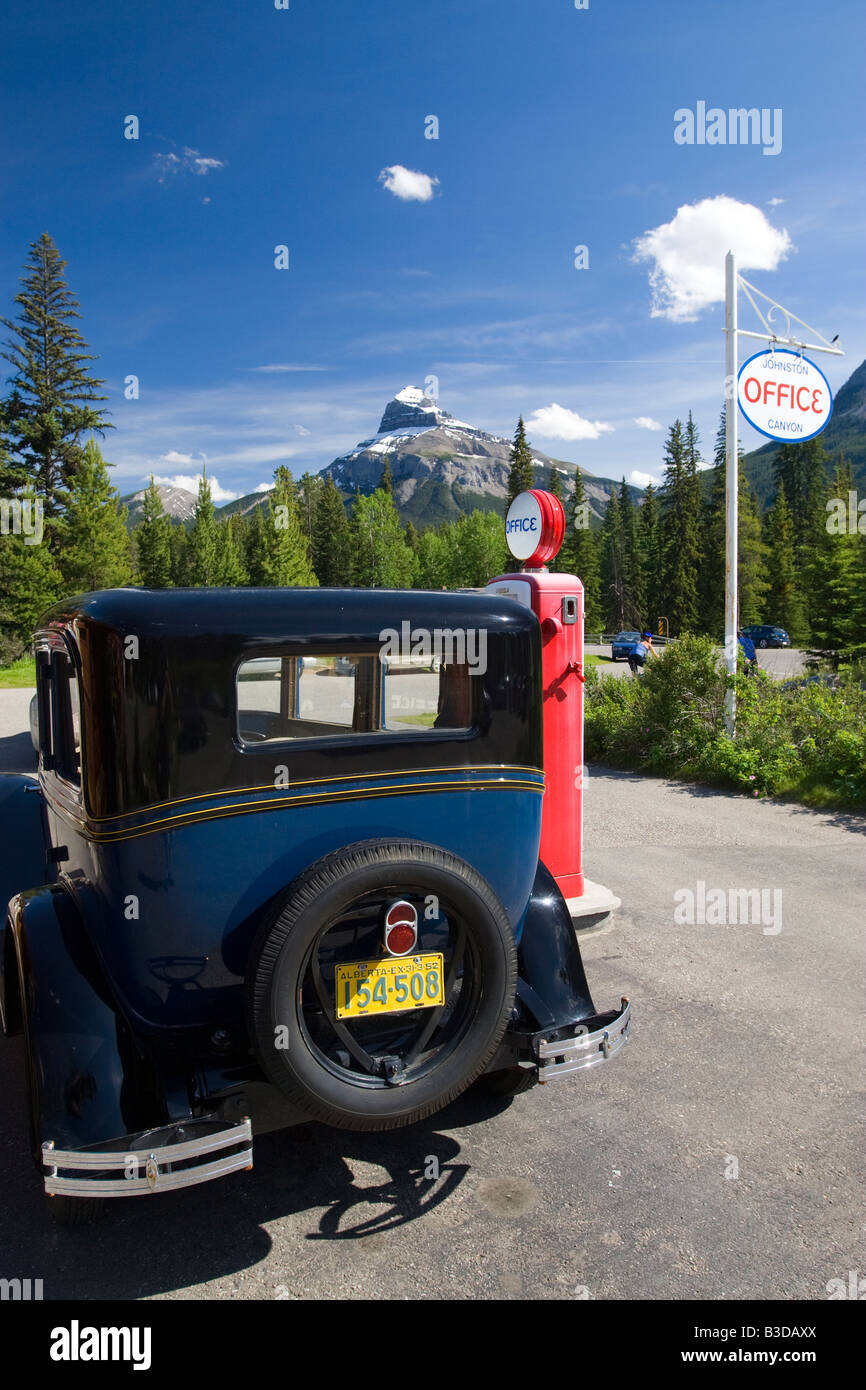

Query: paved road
left=587, top=643, right=809, bottom=680
left=0, top=694, right=863, bottom=1301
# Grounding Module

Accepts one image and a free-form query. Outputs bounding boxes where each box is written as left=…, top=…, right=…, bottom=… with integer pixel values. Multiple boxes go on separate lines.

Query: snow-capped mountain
left=323, top=385, right=627, bottom=527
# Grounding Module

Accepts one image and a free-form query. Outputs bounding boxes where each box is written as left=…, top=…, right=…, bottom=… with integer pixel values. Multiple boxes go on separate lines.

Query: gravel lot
left=0, top=689, right=863, bottom=1302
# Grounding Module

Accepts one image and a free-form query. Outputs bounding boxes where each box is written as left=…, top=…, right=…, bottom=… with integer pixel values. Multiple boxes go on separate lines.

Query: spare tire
left=246, top=840, right=517, bottom=1130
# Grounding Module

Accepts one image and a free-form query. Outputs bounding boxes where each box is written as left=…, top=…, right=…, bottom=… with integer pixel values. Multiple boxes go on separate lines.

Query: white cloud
left=253, top=482, right=273, bottom=493
left=631, top=195, right=792, bottom=321
left=378, top=164, right=439, bottom=202
left=158, top=450, right=203, bottom=466
left=767, top=197, right=786, bottom=206
left=628, top=469, right=657, bottom=488
left=525, top=403, right=614, bottom=441
left=247, top=363, right=331, bottom=373
left=152, top=472, right=239, bottom=502
left=634, top=416, right=662, bottom=431
left=153, top=146, right=225, bottom=183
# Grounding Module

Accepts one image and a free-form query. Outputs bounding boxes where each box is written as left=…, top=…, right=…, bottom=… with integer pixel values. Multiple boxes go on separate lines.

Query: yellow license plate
left=335, top=953, right=445, bottom=1019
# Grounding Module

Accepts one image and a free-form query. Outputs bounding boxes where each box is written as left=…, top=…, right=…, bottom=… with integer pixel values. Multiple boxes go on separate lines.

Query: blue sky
left=2, top=0, right=864, bottom=500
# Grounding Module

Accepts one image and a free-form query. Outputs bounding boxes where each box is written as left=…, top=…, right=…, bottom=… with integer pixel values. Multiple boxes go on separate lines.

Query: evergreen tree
left=169, top=523, right=190, bottom=587
left=548, top=463, right=563, bottom=502
left=351, top=488, right=413, bottom=587
left=244, top=503, right=269, bottom=586
left=701, top=407, right=768, bottom=633
left=764, top=484, right=808, bottom=640
left=562, top=469, right=602, bottom=630
left=380, top=456, right=395, bottom=495
left=56, top=439, right=131, bottom=593
left=806, top=458, right=857, bottom=648
left=600, top=489, right=626, bottom=630
left=261, top=466, right=317, bottom=586
left=506, top=416, right=534, bottom=509
left=134, top=476, right=172, bottom=588
left=189, top=470, right=219, bottom=586
left=404, top=520, right=420, bottom=553
left=296, top=471, right=323, bottom=547
left=619, top=478, right=645, bottom=627
left=1, top=234, right=110, bottom=518
left=0, top=489, right=63, bottom=657
left=215, top=513, right=248, bottom=586
left=660, top=417, right=702, bottom=634
left=639, top=482, right=664, bottom=633
left=311, top=475, right=352, bottom=586
left=737, top=459, right=768, bottom=626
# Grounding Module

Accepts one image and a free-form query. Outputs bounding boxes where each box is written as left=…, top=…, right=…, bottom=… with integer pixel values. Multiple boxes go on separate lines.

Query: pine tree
left=297, top=471, right=323, bottom=547
left=548, top=463, right=563, bottom=502
left=262, top=466, right=317, bottom=586
left=1, top=234, right=110, bottom=518
left=351, top=488, right=414, bottom=588
left=134, top=476, right=172, bottom=588
left=702, top=406, right=768, bottom=634
left=189, top=470, right=219, bottom=586
left=639, top=482, right=663, bottom=633
left=600, top=489, right=626, bottom=630
left=56, top=439, right=131, bottom=593
left=764, top=484, right=808, bottom=640
left=737, top=459, right=768, bottom=626
left=244, top=503, right=269, bottom=586
left=806, top=457, right=857, bottom=648
left=563, top=469, right=602, bottom=630
left=0, top=488, right=63, bottom=657
left=619, top=478, right=645, bottom=627
left=169, top=524, right=190, bottom=587
left=215, top=514, right=248, bottom=586
left=660, top=418, right=702, bottom=634
left=311, top=475, right=352, bottom=586
left=380, top=456, right=395, bottom=495
left=506, top=416, right=534, bottom=509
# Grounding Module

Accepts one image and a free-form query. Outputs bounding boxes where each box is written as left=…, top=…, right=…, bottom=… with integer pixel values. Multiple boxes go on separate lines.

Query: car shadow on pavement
left=0, top=733, right=36, bottom=775
left=0, top=1032, right=507, bottom=1300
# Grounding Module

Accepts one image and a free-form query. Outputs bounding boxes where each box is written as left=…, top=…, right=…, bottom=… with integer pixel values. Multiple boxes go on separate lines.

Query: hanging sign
left=737, top=348, right=833, bottom=443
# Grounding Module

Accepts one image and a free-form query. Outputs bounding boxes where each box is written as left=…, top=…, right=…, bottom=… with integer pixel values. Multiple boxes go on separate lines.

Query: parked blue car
left=0, top=588, right=630, bottom=1225
left=740, top=624, right=790, bottom=649
left=610, top=630, right=642, bottom=661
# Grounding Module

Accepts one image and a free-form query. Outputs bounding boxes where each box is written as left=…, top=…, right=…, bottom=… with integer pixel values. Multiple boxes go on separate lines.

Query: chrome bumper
left=535, top=998, right=631, bottom=1082
left=42, top=1117, right=253, bottom=1198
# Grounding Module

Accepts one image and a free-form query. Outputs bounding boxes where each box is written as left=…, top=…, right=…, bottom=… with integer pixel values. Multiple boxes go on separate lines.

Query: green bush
left=584, top=634, right=866, bottom=810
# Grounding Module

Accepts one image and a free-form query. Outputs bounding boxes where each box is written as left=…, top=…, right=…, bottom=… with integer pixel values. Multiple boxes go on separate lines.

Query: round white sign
left=737, top=349, right=833, bottom=443
left=505, top=491, right=544, bottom=560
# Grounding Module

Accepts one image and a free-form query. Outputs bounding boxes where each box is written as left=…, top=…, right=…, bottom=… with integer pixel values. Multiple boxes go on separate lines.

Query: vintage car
left=0, top=587, right=629, bottom=1225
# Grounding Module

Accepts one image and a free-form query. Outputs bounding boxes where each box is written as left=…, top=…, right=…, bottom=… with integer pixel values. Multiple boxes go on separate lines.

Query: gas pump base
left=566, top=878, right=621, bottom=924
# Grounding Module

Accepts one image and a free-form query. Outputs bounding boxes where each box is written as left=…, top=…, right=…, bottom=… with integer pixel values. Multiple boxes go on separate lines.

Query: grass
left=0, top=657, right=36, bottom=688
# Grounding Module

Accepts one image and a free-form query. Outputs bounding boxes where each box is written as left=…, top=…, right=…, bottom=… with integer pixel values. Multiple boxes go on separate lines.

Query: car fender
left=514, top=861, right=596, bottom=1029
left=0, top=774, right=48, bottom=1037
left=8, top=883, right=157, bottom=1155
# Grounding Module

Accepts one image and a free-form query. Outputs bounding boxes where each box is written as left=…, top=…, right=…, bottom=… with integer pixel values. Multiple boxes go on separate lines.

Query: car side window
left=236, top=652, right=472, bottom=745
left=49, top=650, right=82, bottom=789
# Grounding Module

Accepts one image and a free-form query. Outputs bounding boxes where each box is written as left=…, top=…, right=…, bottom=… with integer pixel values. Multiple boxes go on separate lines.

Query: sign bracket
left=723, top=252, right=844, bottom=736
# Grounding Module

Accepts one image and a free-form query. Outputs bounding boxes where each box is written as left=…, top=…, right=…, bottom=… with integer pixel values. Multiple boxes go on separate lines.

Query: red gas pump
left=487, top=489, right=586, bottom=904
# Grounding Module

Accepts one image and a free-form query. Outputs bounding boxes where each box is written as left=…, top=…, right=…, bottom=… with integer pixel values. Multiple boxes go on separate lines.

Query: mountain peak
left=378, top=385, right=454, bottom=434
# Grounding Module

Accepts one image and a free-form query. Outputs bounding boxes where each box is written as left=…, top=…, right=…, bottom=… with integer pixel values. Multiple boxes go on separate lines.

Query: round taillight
left=384, top=900, right=418, bottom=957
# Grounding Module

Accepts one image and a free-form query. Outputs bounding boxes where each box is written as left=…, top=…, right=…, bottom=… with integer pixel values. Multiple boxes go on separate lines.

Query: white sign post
left=723, top=251, right=844, bottom=736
